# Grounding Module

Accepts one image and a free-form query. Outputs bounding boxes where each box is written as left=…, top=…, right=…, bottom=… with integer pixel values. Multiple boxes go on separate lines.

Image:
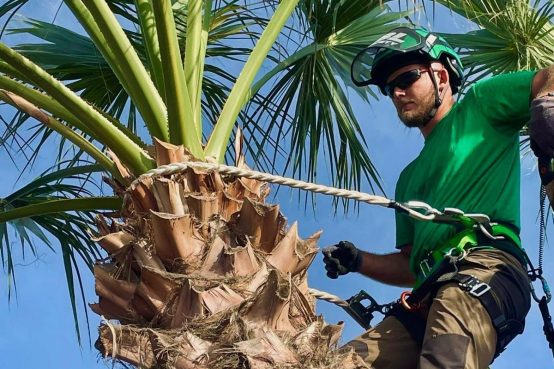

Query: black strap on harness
left=390, top=247, right=526, bottom=358
left=452, top=273, right=524, bottom=357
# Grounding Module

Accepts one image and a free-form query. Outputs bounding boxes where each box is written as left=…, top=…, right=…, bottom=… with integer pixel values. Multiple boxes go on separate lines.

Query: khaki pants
left=344, top=250, right=530, bottom=369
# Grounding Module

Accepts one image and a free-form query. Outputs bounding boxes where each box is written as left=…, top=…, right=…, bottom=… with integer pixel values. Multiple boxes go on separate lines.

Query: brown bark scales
left=92, top=140, right=367, bottom=369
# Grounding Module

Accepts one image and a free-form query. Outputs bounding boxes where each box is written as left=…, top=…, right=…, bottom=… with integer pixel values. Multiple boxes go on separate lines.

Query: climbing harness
left=413, top=222, right=523, bottom=288
left=132, top=160, right=553, bottom=357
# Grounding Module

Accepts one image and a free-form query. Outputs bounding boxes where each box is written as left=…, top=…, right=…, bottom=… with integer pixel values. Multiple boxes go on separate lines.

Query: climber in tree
left=323, top=26, right=554, bottom=369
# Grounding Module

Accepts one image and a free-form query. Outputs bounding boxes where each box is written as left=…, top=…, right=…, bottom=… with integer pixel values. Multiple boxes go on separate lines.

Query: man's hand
left=322, top=241, right=362, bottom=279
left=529, top=93, right=554, bottom=158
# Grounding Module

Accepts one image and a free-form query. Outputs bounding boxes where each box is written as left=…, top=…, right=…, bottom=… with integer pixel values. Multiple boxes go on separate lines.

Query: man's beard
left=397, top=90, right=436, bottom=128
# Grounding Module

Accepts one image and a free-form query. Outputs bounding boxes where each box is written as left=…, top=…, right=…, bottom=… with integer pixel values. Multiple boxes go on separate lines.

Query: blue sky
left=1, top=1, right=554, bottom=368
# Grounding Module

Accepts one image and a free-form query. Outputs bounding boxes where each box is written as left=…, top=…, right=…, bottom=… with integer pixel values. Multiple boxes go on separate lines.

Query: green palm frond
left=201, top=65, right=280, bottom=170
left=0, top=163, right=121, bottom=343
left=438, top=0, right=554, bottom=81
left=0, top=2, right=266, bottom=138
left=245, top=1, right=410, bottom=195
left=105, top=0, right=137, bottom=23
left=0, top=0, right=27, bottom=20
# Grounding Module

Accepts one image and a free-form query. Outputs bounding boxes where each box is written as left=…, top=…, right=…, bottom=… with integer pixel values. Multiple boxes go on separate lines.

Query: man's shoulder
left=464, top=70, right=537, bottom=97
left=454, top=70, right=537, bottom=132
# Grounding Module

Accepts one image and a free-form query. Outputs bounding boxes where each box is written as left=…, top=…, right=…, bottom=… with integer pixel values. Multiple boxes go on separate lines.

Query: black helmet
left=351, top=27, right=464, bottom=94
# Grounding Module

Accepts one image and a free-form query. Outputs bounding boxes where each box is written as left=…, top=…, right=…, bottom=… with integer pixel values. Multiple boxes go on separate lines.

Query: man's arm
left=532, top=65, right=554, bottom=98
left=357, top=245, right=415, bottom=288
left=529, top=66, right=554, bottom=159
left=322, top=241, right=415, bottom=287
left=529, top=65, right=554, bottom=203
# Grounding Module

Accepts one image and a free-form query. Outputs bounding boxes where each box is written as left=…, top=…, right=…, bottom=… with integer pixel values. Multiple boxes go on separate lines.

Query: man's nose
left=392, top=86, right=406, bottom=99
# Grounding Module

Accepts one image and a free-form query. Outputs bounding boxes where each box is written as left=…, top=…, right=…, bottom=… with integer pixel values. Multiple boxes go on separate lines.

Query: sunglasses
left=383, top=69, right=429, bottom=97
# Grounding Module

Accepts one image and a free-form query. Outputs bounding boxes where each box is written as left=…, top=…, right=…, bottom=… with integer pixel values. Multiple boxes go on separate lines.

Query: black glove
left=322, top=241, right=362, bottom=279
left=529, top=93, right=554, bottom=158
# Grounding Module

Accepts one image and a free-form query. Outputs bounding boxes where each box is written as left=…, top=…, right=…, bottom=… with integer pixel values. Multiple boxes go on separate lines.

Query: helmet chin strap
left=421, top=66, right=444, bottom=127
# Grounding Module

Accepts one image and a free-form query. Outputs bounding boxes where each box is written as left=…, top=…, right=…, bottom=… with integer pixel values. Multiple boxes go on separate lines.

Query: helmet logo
left=425, top=34, right=437, bottom=48
left=371, top=32, right=407, bottom=47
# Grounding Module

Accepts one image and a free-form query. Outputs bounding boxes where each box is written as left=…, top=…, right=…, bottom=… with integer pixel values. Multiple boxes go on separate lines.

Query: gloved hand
left=529, top=93, right=554, bottom=158
left=322, top=241, right=362, bottom=279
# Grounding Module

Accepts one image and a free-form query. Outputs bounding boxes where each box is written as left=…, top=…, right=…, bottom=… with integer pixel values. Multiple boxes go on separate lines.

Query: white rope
left=126, top=161, right=450, bottom=222
left=101, top=316, right=119, bottom=359
left=130, top=161, right=392, bottom=206
left=126, top=161, right=496, bottom=227
left=308, top=288, right=349, bottom=308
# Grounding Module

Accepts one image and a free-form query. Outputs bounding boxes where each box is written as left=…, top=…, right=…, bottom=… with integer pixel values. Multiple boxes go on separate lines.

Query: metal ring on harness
left=445, top=246, right=468, bottom=260
left=400, top=291, right=420, bottom=311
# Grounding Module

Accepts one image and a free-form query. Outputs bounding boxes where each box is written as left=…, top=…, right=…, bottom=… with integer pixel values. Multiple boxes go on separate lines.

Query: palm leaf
left=245, top=1, right=410, bottom=196
left=0, top=3, right=268, bottom=148
left=437, top=0, right=554, bottom=82
left=0, top=163, right=120, bottom=342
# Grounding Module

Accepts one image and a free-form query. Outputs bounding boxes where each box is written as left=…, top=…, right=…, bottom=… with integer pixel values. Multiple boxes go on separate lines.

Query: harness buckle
left=468, top=282, right=491, bottom=297
left=458, top=275, right=491, bottom=297
left=419, top=258, right=432, bottom=278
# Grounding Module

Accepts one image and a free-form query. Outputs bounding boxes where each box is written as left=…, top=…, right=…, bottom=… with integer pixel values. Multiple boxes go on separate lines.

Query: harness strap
left=390, top=223, right=528, bottom=357
left=452, top=274, right=524, bottom=358
left=415, top=223, right=525, bottom=288
left=390, top=271, right=525, bottom=358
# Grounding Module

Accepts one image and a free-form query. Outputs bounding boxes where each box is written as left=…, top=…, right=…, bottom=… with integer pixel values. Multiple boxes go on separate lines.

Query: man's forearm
left=532, top=65, right=554, bottom=98
left=356, top=250, right=415, bottom=287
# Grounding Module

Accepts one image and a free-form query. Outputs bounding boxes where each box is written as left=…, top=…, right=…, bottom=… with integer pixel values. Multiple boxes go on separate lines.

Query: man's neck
left=419, top=96, right=456, bottom=138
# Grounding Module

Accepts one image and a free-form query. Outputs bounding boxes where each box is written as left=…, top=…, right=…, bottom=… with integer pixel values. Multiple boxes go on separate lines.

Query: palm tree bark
left=91, top=140, right=368, bottom=369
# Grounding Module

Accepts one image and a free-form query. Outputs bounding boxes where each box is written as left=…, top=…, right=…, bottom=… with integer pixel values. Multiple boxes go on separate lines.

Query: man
left=323, top=26, right=554, bottom=369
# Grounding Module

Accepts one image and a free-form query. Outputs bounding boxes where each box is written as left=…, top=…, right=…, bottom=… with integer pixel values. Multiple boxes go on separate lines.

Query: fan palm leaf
left=0, top=163, right=121, bottom=342
left=245, top=0, right=410, bottom=193
left=436, top=0, right=554, bottom=81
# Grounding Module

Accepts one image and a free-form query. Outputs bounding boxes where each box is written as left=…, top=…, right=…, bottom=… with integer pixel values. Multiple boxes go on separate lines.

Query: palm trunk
left=91, top=140, right=367, bottom=369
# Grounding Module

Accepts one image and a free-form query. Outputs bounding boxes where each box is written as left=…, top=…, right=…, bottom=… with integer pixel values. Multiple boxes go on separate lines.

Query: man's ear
left=438, top=67, right=450, bottom=90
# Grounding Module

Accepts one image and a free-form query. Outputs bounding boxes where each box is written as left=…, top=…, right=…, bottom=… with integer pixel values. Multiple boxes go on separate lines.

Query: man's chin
left=399, top=113, right=426, bottom=128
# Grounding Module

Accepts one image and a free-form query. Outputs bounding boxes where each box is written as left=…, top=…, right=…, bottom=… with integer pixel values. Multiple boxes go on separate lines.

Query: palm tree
left=0, top=0, right=552, bottom=368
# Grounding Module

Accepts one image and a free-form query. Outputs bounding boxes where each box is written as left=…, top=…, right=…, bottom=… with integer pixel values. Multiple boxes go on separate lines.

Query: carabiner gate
left=531, top=275, right=552, bottom=304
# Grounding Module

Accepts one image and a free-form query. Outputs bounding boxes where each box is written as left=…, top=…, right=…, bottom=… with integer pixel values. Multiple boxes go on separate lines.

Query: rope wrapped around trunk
left=127, top=161, right=448, bottom=223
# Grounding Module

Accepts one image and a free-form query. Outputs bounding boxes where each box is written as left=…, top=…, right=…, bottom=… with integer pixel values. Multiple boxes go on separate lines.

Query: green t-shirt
left=395, top=70, right=537, bottom=275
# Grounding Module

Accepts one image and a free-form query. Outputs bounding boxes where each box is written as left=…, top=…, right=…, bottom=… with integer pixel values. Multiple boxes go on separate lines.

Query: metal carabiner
left=403, top=201, right=442, bottom=221
left=445, top=246, right=467, bottom=261
left=476, top=222, right=504, bottom=241
left=405, top=201, right=437, bottom=213
left=531, top=275, right=552, bottom=303
left=400, top=291, right=421, bottom=311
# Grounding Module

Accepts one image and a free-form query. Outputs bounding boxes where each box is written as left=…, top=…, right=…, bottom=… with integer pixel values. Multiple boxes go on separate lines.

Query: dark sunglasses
left=383, top=69, right=429, bottom=97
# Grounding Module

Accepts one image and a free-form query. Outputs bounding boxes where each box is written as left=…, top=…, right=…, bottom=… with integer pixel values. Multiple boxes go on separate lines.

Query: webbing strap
left=490, top=223, right=522, bottom=249
left=452, top=274, right=524, bottom=358
left=415, top=224, right=524, bottom=288
left=396, top=273, right=525, bottom=358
